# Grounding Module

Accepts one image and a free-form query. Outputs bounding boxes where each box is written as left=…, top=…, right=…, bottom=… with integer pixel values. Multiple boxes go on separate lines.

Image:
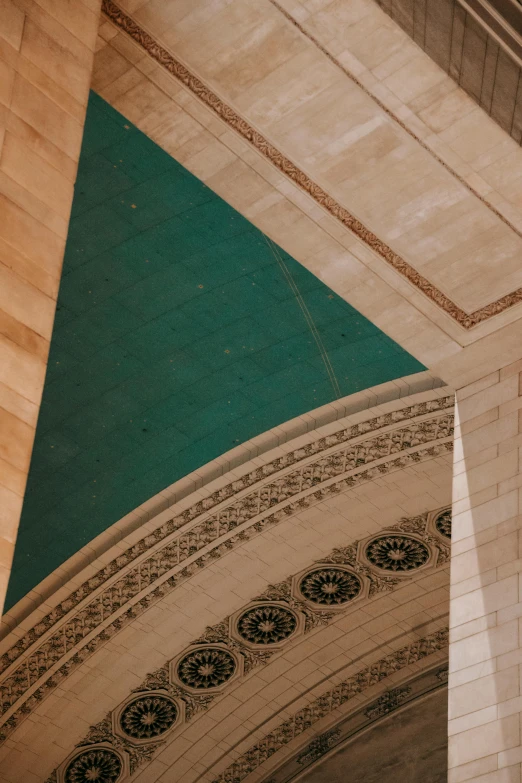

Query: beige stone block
left=0, top=380, right=38, bottom=427
left=449, top=705, right=498, bottom=736
left=453, top=451, right=518, bottom=503
left=0, top=405, right=34, bottom=472
left=0, top=0, right=25, bottom=51
left=91, top=43, right=132, bottom=92
left=0, top=169, right=69, bottom=239
left=447, top=754, right=498, bottom=783
left=452, top=486, right=498, bottom=517
left=10, top=73, right=83, bottom=160
left=0, top=304, right=49, bottom=362
left=14, top=53, right=86, bottom=124
left=459, top=407, right=498, bottom=438
left=452, top=491, right=518, bottom=543
left=6, top=110, right=77, bottom=182
left=451, top=576, right=518, bottom=628
left=0, top=234, right=59, bottom=300
left=0, top=332, right=46, bottom=404
left=452, top=532, right=518, bottom=584
left=0, top=58, right=15, bottom=109
left=453, top=444, right=499, bottom=475
left=457, top=377, right=519, bottom=426
left=1, top=131, right=73, bottom=218
left=20, top=18, right=91, bottom=102
left=418, top=87, right=476, bottom=134
left=0, top=453, right=27, bottom=497
left=0, top=483, right=23, bottom=542
left=0, top=193, right=65, bottom=277
left=450, top=619, right=519, bottom=672
left=449, top=667, right=518, bottom=720
left=31, top=0, right=100, bottom=54
left=0, top=258, right=56, bottom=340
left=448, top=714, right=520, bottom=767
left=383, top=53, right=446, bottom=104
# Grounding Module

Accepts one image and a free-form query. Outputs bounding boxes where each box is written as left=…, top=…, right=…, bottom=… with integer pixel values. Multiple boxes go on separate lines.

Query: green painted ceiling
left=6, top=93, right=424, bottom=611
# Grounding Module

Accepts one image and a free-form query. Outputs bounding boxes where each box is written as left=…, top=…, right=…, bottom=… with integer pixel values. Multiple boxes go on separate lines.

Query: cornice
left=101, top=0, right=522, bottom=329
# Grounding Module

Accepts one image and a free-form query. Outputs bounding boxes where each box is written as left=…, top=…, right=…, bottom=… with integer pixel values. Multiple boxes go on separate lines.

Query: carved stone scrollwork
left=364, top=686, right=412, bottom=719
left=297, top=729, right=341, bottom=765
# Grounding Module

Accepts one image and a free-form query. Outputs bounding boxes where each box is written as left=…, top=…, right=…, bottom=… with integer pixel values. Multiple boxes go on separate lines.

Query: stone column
left=0, top=0, right=101, bottom=614
left=449, top=360, right=522, bottom=783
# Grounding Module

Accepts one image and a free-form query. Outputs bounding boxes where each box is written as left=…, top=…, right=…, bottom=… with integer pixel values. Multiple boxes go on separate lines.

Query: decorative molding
left=297, top=728, right=341, bottom=765
left=100, top=0, right=522, bottom=329
left=48, top=507, right=449, bottom=782
left=212, top=629, right=448, bottom=783
left=0, top=399, right=453, bottom=743
left=364, top=686, right=412, bottom=719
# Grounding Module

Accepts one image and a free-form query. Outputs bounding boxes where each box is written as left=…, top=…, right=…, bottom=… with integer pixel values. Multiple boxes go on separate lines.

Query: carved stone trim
left=0, top=402, right=452, bottom=741
left=212, top=629, right=449, bottom=783
left=364, top=686, right=412, bottom=719
left=46, top=507, right=449, bottom=782
left=100, top=0, right=522, bottom=329
left=297, top=729, right=341, bottom=765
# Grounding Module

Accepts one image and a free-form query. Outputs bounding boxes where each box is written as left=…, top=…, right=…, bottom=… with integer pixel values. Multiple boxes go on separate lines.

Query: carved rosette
left=58, top=745, right=127, bottom=783
left=234, top=604, right=300, bottom=646
left=363, top=535, right=431, bottom=572
left=297, top=566, right=362, bottom=606
left=171, top=645, right=240, bottom=693
left=115, top=692, right=181, bottom=744
left=434, top=509, right=451, bottom=539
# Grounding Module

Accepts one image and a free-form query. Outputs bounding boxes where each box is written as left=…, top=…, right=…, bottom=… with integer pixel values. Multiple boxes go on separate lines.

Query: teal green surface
left=6, top=93, right=424, bottom=610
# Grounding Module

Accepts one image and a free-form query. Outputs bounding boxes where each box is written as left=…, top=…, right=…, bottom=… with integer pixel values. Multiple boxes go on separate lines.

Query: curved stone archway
left=0, top=381, right=452, bottom=782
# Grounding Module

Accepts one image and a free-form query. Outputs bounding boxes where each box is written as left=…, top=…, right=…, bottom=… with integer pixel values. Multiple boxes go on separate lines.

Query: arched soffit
left=0, top=385, right=452, bottom=781
left=6, top=92, right=425, bottom=612
left=44, top=506, right=450, bottom=783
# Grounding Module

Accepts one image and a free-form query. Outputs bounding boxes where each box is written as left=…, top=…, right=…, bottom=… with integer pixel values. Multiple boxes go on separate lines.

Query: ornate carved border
left=213, top=638, right=448, bottom=783
left=0, top=399, right=452, bottom=744
left=47, top=508, right=449, bottom=782
left=101, top=0, right=522, bottom=329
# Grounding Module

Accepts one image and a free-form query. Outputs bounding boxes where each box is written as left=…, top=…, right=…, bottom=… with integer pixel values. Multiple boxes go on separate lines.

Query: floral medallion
left=176, top=647, right=236, bottom=689
left=64, top=747, right=122, bottom=783
left=236, top=605, right=297, bottom=645
left=119, top=694, right=178, bottom=741
left=364, top=535, right=430, bottom=572
left=434, top=509, right=451, bottom=539
left=298, top=567, right=362, bottom=605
